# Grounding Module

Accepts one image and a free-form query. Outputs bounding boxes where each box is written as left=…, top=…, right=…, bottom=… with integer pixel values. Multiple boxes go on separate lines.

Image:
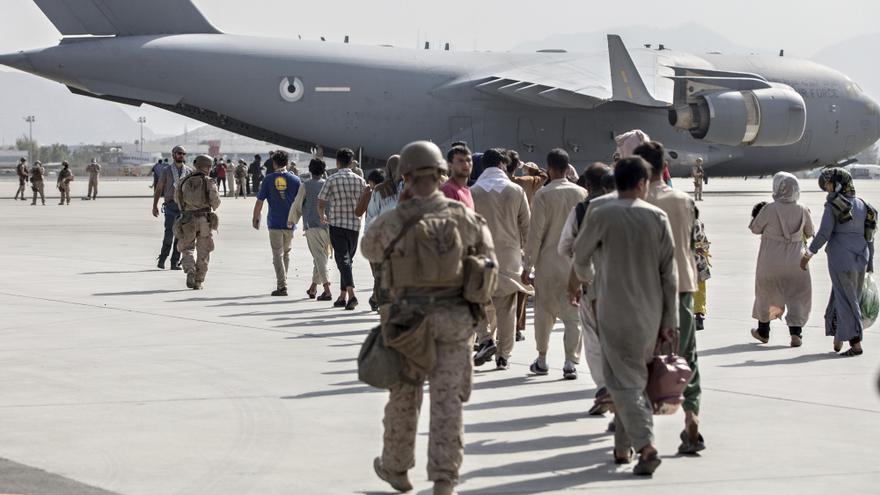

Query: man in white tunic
left=524, top=149, right=588, bottom=378
left=471, top=149, right=532, bottom=370
left=634, top=141, right=704, bottom=454
left=572, top=157, right=678, bottom=475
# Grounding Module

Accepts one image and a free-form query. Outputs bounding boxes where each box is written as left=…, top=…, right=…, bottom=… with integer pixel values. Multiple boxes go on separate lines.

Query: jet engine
left=669, top=84, right=806, bottom=147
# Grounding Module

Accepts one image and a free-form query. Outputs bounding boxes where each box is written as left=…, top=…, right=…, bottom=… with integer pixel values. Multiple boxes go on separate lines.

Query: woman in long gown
left=750, top=172, right=815, bottom=347
left=802, top=168, right=876, bottom=356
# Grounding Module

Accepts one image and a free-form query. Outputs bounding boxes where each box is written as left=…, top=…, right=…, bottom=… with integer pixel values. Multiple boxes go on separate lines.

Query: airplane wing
left=468, top=35, right=671, bottom=109
left=32, top=0, right=220, bottom=36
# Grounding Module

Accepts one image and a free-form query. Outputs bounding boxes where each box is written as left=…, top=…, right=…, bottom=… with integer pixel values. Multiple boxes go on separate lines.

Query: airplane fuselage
left=4, top=34, right=879, bottom=176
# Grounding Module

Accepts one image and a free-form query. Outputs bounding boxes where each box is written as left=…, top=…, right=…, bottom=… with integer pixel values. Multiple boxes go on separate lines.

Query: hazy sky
left=1, top=0, right=878, bottom=134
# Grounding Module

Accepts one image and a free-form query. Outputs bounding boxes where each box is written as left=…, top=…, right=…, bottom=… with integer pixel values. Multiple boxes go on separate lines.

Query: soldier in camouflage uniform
left=14, top=158, right=28, bottom=201
left=30, top=160, right=46, bottom=206
left=363, top=141, right=496, bottom=495
left=85, top=159, right=101, bottom=200
left=174, top=155, right=221, bottom=290
left=56, top=161, right=74, bottom=205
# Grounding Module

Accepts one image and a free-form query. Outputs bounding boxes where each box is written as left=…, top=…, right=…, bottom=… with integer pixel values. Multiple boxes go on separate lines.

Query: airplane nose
left=0, top=51, right=33, bottom=72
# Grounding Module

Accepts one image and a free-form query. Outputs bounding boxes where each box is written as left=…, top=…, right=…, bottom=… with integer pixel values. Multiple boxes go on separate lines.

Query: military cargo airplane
left=2, top=0, right=878, bottom=176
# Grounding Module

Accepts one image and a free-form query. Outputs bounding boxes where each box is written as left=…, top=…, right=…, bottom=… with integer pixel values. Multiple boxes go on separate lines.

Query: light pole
left=24, top=115, right=35, bottom=161
left=137, top=116, right=147, bottom=156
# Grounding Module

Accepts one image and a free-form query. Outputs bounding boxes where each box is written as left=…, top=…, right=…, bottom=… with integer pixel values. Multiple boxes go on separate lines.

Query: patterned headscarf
left=818, top=168, right=856, bottom=223
left=772, top=172, right=800, bottom=203
left=374, top=155, right=401, bottom=200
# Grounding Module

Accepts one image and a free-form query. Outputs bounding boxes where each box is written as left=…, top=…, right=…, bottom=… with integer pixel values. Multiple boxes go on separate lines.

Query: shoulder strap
left=575, top=201, right=589, bottom=229
left=383, top=210, right=426, bottom=261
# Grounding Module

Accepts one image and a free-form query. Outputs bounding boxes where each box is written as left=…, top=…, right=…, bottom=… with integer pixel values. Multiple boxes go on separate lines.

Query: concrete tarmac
left=1, top=178, right=878, bottom=495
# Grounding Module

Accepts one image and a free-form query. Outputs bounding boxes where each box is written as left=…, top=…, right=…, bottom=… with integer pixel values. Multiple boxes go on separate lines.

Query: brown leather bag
left=646, top=333, right=693, bottom=415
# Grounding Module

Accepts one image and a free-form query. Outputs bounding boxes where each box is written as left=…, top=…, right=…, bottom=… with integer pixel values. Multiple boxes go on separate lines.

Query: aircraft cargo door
left=448, top=117, right=475, bottom=149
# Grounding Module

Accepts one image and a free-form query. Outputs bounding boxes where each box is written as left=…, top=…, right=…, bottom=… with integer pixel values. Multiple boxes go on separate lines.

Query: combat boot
left=373, top=457, right=412, bottom=492
left=433, top=480, right=456, bottom=495
left=186, top=272, right=196, bottom=289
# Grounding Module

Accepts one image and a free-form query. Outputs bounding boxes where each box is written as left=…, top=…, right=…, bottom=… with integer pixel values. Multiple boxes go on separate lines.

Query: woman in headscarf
left=802, top=168, right=876, bottom=356
left=354, top=155, right=402, bottom=311
left=749, top=172, right=815, bottom=347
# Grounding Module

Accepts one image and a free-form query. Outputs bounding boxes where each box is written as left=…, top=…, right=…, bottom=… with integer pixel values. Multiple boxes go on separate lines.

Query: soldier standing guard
left=56, top=161, right=74, bottom=205
left=14, top=158, right=28, bottom=201
left=30, top=160, right=46, bottom=206
left=174, top=155, right=221, bottom=290
left=85, top=158, right=101, bottom=200
left=693, top=159, right=705, bottom=202
left=363, top=141, right=497, bottom=495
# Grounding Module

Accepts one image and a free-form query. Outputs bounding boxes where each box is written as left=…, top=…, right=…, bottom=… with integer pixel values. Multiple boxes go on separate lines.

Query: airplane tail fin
left=33, top=0, right=220, bottom=37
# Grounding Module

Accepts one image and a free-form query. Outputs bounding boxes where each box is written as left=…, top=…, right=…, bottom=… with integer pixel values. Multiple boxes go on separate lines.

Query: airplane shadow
left=720, top=352, right=838, bottom=367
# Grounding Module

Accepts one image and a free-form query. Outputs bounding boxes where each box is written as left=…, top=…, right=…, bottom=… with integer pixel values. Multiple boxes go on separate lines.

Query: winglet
left=607, top=34, right=666, bottom=107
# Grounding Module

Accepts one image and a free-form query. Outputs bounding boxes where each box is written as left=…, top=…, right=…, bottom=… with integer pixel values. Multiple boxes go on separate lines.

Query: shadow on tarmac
left=465, top=389, right=593, bottom=412
left=92, top=289, right=190, bottom=296
left=721, top=352, right=838, bottom=367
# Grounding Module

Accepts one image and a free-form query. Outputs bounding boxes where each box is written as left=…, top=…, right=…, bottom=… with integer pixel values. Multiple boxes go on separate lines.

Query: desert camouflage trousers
left=381, top=306, right=476, bottom=482
left=176, top=215, right=214, bottom=283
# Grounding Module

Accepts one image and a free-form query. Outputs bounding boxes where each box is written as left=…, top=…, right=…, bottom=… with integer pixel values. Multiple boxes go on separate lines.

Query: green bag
left=861, top=273, right=878, bottom=329
left=357, top=326, right=406, bottom=389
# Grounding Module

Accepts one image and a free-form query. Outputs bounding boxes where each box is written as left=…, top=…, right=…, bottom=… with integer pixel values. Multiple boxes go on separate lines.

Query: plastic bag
left=861, top=273, right=879, bottom=329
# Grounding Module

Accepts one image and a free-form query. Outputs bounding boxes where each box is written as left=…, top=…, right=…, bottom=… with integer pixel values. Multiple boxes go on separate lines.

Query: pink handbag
left=646, top=334, right=693, bottom=415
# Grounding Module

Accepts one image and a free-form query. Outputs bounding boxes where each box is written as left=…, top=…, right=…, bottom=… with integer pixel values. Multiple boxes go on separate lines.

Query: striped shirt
left=317, top=167, right=366, bottom=232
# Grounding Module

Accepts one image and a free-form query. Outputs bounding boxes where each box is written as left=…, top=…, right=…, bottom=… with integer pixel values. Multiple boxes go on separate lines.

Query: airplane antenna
left=779, top=49, right=784, bottom=57
left=344, top=35, right=349, bottom=44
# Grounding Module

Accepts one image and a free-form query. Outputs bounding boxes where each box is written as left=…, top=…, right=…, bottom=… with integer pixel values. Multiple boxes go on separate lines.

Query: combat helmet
left=398, top=141, right=447, bottom=177
left=194, top=154, right=213, bottom=171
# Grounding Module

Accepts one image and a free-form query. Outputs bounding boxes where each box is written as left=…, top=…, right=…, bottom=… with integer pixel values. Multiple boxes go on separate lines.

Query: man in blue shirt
left=252, top=150, right=301, bottom=296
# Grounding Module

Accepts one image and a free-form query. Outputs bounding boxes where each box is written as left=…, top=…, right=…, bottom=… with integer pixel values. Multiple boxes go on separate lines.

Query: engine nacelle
left=669, top=84, right=806, bottom=147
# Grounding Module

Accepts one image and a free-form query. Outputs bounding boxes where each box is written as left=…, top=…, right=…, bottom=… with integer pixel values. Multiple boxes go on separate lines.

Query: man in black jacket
left=248, top=154, right=263, bottom=196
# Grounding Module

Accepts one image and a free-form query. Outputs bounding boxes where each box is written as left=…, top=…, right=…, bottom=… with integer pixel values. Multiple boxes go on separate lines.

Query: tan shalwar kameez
left=471, top=168, right=532, bottom=360
left=573, top=198, right=678, bottom=452
left=750, top=173, right=814, bottom=326
left=525, top=178, right=588, bottom=363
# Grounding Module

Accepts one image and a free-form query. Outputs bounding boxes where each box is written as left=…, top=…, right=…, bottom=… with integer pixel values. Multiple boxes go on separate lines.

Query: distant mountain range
left=0, top=70, right=161, bottom=146
left=1, top=25, right=877, bottom=147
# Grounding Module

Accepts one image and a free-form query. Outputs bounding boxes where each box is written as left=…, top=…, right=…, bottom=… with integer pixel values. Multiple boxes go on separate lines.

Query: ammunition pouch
left=208, top=212, right=219, bottom=231
left=462, top=254, right=498, bottom=304
left=381, top=303, right=433, bottom=380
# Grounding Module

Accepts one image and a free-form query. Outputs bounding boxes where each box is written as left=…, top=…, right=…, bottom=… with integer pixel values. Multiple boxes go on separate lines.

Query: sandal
left=613, top=448, right=634, bottom=464
left=633, top=452, right=661, bottom=476
left=840, top=347, right=863, bottom=357
left=677, top=429, right=707, bottom=455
